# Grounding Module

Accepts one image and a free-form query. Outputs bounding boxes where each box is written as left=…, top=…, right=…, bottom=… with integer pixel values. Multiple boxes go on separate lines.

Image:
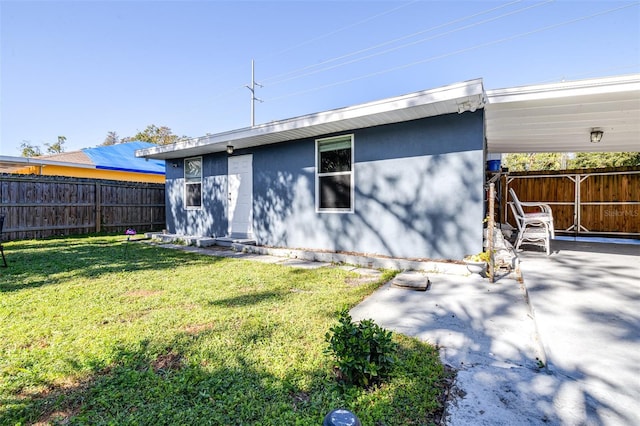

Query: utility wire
left=261, top=0, right=525, bottom=84
left=268, top=2, right=639, bottom=102
left=208, top=1, right=420, bottom=102
left=262, top=0, right=420, bottom=61
left=265, top=0, right=553, bottom=87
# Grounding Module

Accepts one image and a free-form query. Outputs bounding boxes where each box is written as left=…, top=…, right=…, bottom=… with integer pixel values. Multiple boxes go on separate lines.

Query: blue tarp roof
left=82, top=141, right=165, bottom=175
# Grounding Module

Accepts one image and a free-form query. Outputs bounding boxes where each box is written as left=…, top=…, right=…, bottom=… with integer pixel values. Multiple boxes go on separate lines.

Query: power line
left=265, top=0, right=552, bottom=87
left=267, top=2, right=639, bottom=103
left=262, top=0, right=420, bottom=61
left=208, top=1, right=537, bottom=109
left=207, top=1, right=420, bottom=107
left=261, top=0, right=525, bottom=85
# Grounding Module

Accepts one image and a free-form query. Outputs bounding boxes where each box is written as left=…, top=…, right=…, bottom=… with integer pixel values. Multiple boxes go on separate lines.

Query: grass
left=0, top=235, right=451, bottom=425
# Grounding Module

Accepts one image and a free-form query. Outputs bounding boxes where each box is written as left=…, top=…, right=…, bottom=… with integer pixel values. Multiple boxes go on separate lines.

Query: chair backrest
left=508, top=188, right=526, bottom=218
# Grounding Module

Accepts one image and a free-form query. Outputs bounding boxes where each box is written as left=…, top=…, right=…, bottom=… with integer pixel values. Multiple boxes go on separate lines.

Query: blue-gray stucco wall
left=165, top=111, right=485, bottom=260
left=165, top=151, right=228, bottom=238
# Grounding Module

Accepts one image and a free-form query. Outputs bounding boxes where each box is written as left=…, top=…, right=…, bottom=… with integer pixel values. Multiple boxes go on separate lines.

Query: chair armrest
left=519, top=201, right=553, bottom=214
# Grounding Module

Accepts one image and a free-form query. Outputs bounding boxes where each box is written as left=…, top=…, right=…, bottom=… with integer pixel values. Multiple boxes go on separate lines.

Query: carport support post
left=488, top=183, right=495, bottom=283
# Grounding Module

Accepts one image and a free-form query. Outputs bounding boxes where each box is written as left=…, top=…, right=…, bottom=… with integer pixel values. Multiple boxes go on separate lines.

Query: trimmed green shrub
left=325, top=308, right=398, bottom=388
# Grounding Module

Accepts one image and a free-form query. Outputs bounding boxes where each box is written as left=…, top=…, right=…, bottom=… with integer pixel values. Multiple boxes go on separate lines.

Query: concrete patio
left=351, top=239, right=639, bottom=425
left=517, top=239, right=640, bottom=425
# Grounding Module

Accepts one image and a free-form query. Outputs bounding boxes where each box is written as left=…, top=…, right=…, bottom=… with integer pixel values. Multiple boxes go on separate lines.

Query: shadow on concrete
left=517, top=239, right=640, bottom=425
left=350, top=239, right=640, bottom=424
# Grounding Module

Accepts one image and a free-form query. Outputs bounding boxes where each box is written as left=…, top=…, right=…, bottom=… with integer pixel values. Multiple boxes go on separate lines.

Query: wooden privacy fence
left=0, top=174, right=165, bottom=240
left=503, top=166, right=640, bottom=237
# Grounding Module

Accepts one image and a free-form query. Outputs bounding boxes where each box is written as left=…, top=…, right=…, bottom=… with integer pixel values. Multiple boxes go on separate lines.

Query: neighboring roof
left=137, top=79, right=486, bottom=160
left=0, top=155, right=96, bottom=174
left=485, top=74, right=640, bottom=153
left=82, top=141, right=165, bottom=174
left=0, top=141, right=165, bottom=175
left=37, top=150, right=94, bottom=165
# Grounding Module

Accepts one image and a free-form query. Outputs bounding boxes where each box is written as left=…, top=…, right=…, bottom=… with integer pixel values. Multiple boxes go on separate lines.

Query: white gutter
left=136, top=78, right=486, bottom=160
left=486, top=73, right=640, bottom=104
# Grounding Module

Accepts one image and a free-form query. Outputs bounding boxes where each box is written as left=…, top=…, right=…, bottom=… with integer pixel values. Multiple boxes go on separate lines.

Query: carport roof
left=485, top=74, right=640, bottom=153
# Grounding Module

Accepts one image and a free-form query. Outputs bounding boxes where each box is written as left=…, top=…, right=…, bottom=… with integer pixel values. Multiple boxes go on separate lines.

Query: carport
left=483, top=74, right=640, bottom=425
left=485, top=74, right=639, bottom=154
left=484, top=74, right=640, bottom=238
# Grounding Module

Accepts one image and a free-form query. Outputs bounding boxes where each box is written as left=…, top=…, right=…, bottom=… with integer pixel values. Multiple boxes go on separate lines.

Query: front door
left=228, top=154, right=253, bottom=238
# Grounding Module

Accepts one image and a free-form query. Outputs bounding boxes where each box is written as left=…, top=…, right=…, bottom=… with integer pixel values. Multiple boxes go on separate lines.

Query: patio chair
left=508, top=188, right=554, bottom=255
left=0, top=215, right=7, bottom=267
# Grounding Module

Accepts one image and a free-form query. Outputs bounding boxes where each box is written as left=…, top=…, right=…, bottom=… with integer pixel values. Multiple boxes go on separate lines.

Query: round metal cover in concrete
left=391, top=271, right=430, bottom=291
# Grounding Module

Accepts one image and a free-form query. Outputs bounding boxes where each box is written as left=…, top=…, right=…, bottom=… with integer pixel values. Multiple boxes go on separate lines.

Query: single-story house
left=137, top=74, right=640, bottom=261
left=0, top=141, right=165, bottom=183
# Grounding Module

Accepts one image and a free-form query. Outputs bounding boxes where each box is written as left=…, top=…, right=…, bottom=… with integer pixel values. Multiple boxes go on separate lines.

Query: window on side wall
left=316, top=135, right=353, bottom=212
left=184, top=157, right=202, bottom=209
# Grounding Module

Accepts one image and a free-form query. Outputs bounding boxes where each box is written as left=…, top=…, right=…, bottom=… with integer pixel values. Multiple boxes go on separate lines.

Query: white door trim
left=227, top=154, right=253, bottom=238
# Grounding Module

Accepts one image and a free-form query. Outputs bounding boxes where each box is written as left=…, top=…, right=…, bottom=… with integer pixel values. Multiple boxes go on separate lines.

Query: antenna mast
left=245, top=60, right=263, bottom=127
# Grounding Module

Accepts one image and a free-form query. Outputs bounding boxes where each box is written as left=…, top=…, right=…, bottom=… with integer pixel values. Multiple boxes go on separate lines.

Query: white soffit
left=137, top=79, right=485, bottom=160
left=485, top=74, right=640, bottom=153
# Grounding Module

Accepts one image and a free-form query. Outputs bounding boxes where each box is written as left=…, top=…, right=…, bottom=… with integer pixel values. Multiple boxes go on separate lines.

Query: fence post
left=95, top=181, right=101, bottom=233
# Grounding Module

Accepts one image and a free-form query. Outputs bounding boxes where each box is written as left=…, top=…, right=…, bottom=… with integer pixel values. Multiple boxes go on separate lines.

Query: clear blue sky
left=1, top=0, right=639, bottom=155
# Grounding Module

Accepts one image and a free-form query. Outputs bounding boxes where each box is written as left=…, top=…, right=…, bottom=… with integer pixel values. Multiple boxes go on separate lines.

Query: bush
left=325, top=308, right=398, bottom=388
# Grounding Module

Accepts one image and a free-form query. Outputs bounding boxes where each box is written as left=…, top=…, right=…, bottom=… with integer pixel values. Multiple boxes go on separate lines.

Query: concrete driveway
left=518, top=239, right=640, bottom=425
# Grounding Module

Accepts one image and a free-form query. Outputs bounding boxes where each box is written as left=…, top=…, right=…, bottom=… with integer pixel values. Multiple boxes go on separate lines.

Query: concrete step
left=215, top=237, right=256, bottom=247
left=146, top=233, right=218, bottom=248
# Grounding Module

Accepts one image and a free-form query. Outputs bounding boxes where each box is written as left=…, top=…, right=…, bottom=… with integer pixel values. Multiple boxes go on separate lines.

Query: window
left=316, top=135, right=353, bottom=212
left=184, top=157, right=202, bottom=208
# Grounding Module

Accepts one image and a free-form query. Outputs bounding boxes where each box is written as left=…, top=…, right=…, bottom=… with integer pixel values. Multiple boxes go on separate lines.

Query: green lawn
left=0, top=235, right=450, bottom=425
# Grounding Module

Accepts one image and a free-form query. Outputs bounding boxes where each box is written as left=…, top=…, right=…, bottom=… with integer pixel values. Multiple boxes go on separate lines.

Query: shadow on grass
left=207, top=290, right=288, bottom=308
left=0, top=235, right=227, bottom=293
left=0, top=330, right=449, bottom=425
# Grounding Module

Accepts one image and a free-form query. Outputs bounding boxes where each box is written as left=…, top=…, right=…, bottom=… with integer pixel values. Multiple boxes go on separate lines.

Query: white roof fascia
left=0, top=155, right=96, bottom=170
left=137, top=78, right=485, bottom=160
left=486, top=74, right=640, bottom=104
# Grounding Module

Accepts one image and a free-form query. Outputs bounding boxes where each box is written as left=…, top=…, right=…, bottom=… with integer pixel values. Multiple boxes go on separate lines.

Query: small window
left=184, top=157, right=202, bottom=208
left=316, top=135, right=353, bottom=212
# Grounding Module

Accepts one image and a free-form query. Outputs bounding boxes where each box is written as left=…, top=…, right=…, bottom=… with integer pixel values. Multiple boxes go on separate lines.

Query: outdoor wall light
left=590, top=128, right=604, bottom=143
left=226, top=145, right=234, bottom=155
left=171, top=162, right=179, bottom=168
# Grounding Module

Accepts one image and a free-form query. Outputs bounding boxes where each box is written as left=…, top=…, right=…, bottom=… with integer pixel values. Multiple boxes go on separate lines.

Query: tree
left=124, top=124, right=185, bottom=146
left=20, top=141, right=42, bottom=157
left=45, top=136, right=66, bottom=154
left=503, top=153, right=563, bottom=171
left=101, top=131, right=120, bottom=146
left=503, top=152, right=639, bottom=171
left=569, top=152, right=640, bottom=169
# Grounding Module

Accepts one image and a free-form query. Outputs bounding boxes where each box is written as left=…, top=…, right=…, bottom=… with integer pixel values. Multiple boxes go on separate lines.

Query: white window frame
left=315, top=134, right=354, bottom=213
left=184, top=156, right=202, bottom=209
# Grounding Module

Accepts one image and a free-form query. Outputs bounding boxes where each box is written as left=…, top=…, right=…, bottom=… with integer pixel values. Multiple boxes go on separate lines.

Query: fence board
left=0, top=174, right=165, bottom=240
left=504, top=166, right=640, bottom=237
